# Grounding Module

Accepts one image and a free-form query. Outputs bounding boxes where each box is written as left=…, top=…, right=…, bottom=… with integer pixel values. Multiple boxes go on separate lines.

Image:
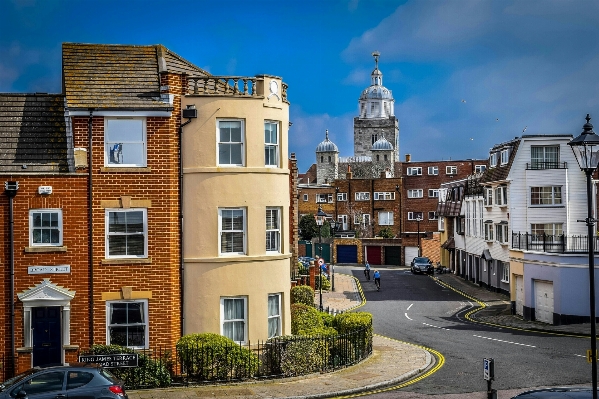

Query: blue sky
left=2, top=0, right=598, bottom=173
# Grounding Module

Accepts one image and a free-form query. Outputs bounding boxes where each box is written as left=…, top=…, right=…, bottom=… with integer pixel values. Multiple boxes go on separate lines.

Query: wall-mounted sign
left=28, top=265, right=70, bottom=274
left=38, top=186, right=53, bottom=195
left=78, top=354, right=138, bottom=368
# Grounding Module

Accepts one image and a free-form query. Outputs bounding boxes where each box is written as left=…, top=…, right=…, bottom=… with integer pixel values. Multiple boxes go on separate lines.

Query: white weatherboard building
left=456, top=133, right=596, bottom=324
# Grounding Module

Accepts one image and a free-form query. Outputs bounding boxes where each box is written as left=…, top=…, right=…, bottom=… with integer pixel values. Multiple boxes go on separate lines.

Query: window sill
left=102, top=257, right=152, bottom=265
left=25, top=246, right=67, bottom=253
left=100, top=167, right=151, bottom=173
left=501, top=280, right=510, bottom=284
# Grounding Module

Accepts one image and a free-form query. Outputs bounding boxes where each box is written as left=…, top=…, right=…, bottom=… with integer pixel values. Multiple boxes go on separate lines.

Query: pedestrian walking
left=364, top=261, right=371, bottom=280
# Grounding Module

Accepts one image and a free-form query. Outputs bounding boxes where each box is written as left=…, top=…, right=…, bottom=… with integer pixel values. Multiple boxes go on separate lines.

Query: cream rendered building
left=181, top=75, right=291, bottom=343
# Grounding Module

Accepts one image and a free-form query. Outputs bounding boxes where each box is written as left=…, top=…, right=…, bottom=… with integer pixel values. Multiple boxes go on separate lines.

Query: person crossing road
left=373, top=269, right=381, bottom=291
left=364, top=262, right=371, bottom=280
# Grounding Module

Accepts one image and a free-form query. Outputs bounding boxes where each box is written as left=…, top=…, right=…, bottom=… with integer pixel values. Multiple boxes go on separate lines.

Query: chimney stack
left=405, top=154, right=411, bottom=162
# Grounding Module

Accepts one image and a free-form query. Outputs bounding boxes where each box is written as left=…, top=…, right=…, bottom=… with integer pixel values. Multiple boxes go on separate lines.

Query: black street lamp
left=315, top=206, right=327, bottom=311
left=416, top=216, right=423, bottom=257
left=568, top=114, right=599, bottom=399
left=330, top=219, right=339, bottom=292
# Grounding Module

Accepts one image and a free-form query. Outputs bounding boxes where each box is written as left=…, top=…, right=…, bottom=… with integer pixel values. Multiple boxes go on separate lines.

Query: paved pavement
left=128, top=268, right=593, bottom=399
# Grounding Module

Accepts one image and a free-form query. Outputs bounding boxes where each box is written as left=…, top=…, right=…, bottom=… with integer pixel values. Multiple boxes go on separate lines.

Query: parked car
left=511, top=387, right=597, bottom=398
left=410, top=257, right=434, bottom=275
left=0, top=363, right=128, bottom=399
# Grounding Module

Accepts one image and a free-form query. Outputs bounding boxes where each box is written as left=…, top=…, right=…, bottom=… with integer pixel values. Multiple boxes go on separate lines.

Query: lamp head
left=569, top=114, right=599, bottom=172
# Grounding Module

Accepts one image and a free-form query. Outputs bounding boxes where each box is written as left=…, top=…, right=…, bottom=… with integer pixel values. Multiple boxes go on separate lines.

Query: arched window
left=321, top=156, right=323, bottom=163
left=328, top=156, right=331, bottom=162
left=376, top=155, right=380, bottom=161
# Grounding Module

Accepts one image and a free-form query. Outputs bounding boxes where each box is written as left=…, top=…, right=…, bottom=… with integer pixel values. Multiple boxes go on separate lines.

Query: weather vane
left=372, top=51, right=380, bottom=68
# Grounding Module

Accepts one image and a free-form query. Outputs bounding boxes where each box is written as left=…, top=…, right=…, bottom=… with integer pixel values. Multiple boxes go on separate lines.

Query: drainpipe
left=179, top=107, right=195, bottom=336
left=5, top=181, right=18, bottom=377
left=87, top=109, right=94, bottom=348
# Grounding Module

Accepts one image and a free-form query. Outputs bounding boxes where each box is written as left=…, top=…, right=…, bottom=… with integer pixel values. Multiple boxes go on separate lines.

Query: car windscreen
left=413, top=257, right=430, bottom=263
left=0, top=368, right=39, bottom=391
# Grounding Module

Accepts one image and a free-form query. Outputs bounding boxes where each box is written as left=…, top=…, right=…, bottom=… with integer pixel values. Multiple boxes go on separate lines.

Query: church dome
left=371, top=136, right=393, bottom=151
left=360, top=85, right=393, bottom=100
left=316, top=130, right=338, bottom=153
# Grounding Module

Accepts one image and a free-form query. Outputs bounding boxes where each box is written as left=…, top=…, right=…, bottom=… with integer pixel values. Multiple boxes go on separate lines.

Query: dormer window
left=500, top=148, right=510, bottom=165
left=489, top=153, right=497, bottom=167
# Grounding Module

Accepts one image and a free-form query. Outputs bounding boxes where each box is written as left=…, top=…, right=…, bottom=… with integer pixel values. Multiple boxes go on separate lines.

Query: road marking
left=405, top=313, right=412, bottom=320
left=407, top=303, right=413, bottom=310
left=574, top=354, right=586, bottom=358
left=473, top=334, right=536, bottom=348
left=423, top=322, right=452, bottom=331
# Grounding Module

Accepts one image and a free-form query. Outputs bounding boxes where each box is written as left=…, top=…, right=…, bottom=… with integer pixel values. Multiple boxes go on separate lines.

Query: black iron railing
left=512, top=232, right=599, bottom=253
left=78, top=327, right=372, bottom=389
left=526, top=161, right=567, bottom=170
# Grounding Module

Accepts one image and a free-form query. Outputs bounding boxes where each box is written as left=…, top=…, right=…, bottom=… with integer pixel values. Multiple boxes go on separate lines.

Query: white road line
left=574, top=354, right=586, bottom=358
left=423, top=322, right=452, bottom=331
left=407, top=303, right=414, bottom=310
left=405, top=313, right=413, bottom=320
left=473, top=334, right=536, bottom=348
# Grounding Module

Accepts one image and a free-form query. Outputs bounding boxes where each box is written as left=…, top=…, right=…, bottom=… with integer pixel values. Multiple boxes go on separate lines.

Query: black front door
left=32, top=306, right=61, bottom=367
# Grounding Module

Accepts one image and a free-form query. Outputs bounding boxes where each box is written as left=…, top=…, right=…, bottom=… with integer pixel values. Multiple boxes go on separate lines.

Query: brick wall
left=421, top=232, right=441, bottom=264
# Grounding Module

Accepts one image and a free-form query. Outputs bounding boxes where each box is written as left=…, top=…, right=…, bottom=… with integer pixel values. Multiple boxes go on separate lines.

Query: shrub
left=83, top=344, right=171, bottom=388
left=315, top=274, right=331, bottom=291
left=333, top=312, right=373, bottom=334
left=176, top=333, right=259, bottom=380
left=291, top=285, right=314, bottom=306
left=270, top=336, right=326, bottom=376
left=291, top=303, right=323, bottom=334
left=328, top=338, right=356, bottom=367
left=299, top=326, right=337, bottom=337
left=319, top=311, right=334, bottom=327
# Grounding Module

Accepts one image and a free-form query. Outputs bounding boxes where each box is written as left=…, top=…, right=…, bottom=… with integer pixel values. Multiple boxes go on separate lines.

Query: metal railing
left=78, top=327, right=372, bottom=389
left=526, top=161, right=567, bottom=170
left=512, top=232, right=599, bottom=253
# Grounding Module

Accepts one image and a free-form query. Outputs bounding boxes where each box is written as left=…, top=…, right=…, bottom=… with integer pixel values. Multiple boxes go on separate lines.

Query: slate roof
left=62, top=43, right=209, bottom=110
left=0, top=94, right=72, bottom=173
left=479, top=138, right=521, bottom=184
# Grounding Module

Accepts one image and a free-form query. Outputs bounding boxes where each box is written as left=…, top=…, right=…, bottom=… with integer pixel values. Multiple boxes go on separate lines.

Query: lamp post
left=568, top=114, right=599, bottom=399
left=330, top=219, right=338, bottom=292
left=315, top=206, right=327, bottom=311
left=416, top=216, right=423, bottom=257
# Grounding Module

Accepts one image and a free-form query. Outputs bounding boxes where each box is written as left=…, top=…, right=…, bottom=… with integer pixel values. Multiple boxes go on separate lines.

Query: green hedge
left=83, top=344, right=171, bottom=388
left=291, top=303, right=323, bottom=334
left=333, top=312, right=373, bottom=334
left=176, top=333, right=259, bottom=380
left=274, top=336, right=327, bottom=376
left=291, top=285, right=314, bottom=306
left=315, top=274, right=331, bottom=291
left=319, top=311, right=334, bottom=327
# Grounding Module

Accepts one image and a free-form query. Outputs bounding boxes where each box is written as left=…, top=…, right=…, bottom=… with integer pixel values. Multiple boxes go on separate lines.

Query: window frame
left=266, top=207, right=281, bottom=253
left=407, top=212, right=424, bottom=221
left=105, top=208, right=148, bottom=259
left=428, top=166, right=438, bottom=175
left=495, top=223, right=509, bottom=244
left=355, top=192, right=371, bottom=201
left=303, top=194, right=308, bottom=202
left=446, top=165, right=457, bottom=175
left=219, top=207, right=247, bottom=255
left=500, top=149, right=510, bottom=165
left=337, top=192, right=347, bottom=201
left=106, top=299, right=149, bottom=349
left=316, top=194, right=328, bottom=203
left=484, top=188, right=493, bottom=206
left=217, top=119, right=245, bottom=166
left=501, top=262, right=510, bottom=283
left=264, top=120, right=279, bottom=167
left=475, top=165, right=486, bottom=173
left=495, top=186, right=508, bottom=206
left=104, top=117, right=147, bottom=167
left=221, top=296, right=247, bottom=344
left=378, top=211, right=394, bottom=226
left=29, top=209, right=63, bottom=247
left=428, top=211, right=437, bottom=220
left=531, top=145, right=559, bottom=169
left=267, top=293, right=282, bottom=339
left=407, top=167, right=422, bottom=176
left=428, top=189, right=439, bottom=198
left=407, top=189, right=423, bottom=198
left=374, top=192, right=395, bottom=200
left=354, top=213, right=371, bottom=226
left=489, top=153, right=497, bottom=167
left=530, top=186, right=562, bottom=206
left=484, top=222, right=494, bottom=241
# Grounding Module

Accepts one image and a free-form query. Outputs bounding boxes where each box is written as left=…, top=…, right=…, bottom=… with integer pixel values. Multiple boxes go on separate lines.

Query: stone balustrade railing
left=186, top=76, right=288, bottom=103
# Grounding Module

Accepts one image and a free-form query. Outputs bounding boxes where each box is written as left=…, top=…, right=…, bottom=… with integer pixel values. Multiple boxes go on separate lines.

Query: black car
left=410, top=257, right=434, bottom=275
left=511, top=387, right=597, bottom=398
left=0, top=363, right=128, bottom=399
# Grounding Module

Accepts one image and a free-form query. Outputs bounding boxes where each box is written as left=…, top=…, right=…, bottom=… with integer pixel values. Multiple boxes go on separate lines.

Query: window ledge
left=501, top=280, right=510, bottom=284
left=102, top=257, right=152, bottom=265
left=16, top=347, right=32, bottom=353
left=25, top=246, right=67, bottom=253
left=64, top=345, right=79, bottom=351
left=100, top=167, right=151, bottom=173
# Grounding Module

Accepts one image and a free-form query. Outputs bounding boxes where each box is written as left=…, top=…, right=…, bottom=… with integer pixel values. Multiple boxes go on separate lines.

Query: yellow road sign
left=587, top=349, right=598, bottom=363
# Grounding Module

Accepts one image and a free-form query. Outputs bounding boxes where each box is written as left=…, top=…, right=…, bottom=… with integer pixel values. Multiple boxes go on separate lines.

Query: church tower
left=353, top=51, right=399, bottom=161
left=315, top=130, right=339, bottom=185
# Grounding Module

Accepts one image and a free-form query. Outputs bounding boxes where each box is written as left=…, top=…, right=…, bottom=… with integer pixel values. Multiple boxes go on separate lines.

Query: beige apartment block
left=181, top=75, right=291, bottom=343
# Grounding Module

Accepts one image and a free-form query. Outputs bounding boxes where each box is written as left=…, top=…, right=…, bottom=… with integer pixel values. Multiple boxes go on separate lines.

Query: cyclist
left=364, top=261, right=371, bottom=280
left=373, top=269, right=381, bottom=291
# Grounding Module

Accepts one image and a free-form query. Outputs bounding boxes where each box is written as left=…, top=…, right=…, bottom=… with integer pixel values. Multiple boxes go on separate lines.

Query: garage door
left=385, top=246, right=401, bottom=266
left=404, top=247, right=418, bottom=266
left=516, top=276, right=524, bottom=317
left=337, top=245, right=357, bottom=264
left=365, top=246, right=382, bottom=265
left=534, top=280, right=554, bottom=324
